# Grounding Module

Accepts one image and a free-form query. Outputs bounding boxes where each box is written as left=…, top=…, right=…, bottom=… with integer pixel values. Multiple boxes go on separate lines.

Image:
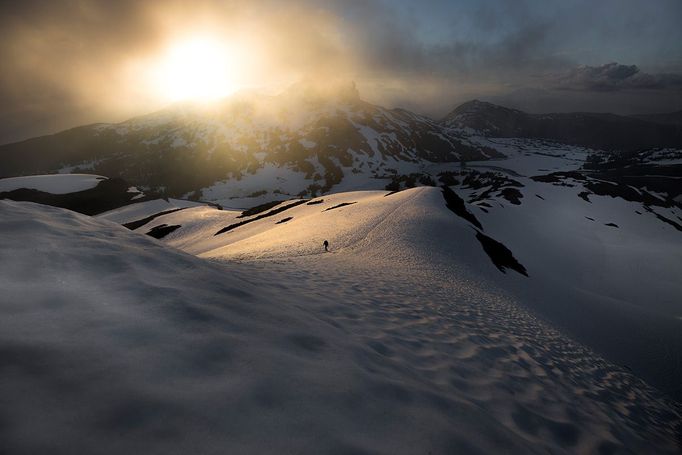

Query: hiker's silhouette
left=323, top=240, right=329, bottom=252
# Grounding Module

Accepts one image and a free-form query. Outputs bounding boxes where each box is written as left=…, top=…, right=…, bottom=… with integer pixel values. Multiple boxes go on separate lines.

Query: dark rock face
left=531, top=171, right=585, bottom=184
left=0, top=178, right=147, bottom=215
left=443, top=100, right=682, bottom=152
left=324, top=202, right=357, bottom=212
left=384, top=173, right=436, bottom=192
left=437, top=171, right=460, bottom=186
left=238, top=200, right=286, bottom=218
left=498, top=188, right=523, bottom=205
left=441, top=185, right=483, bottom=230
left=123, top=208, right=187, bottom=230
left=459, top=171, right=525, bottom=206
left=146, top=224, right=181, bottom=239
left=440, top=182, right=527, bottom=277
left=215, top=199, right=308, bottom=235
left=475, top=231, right=528, bottom=276
left=533, top=169, right=678, bottom=208
left=583, top=149, right=682, bottom=201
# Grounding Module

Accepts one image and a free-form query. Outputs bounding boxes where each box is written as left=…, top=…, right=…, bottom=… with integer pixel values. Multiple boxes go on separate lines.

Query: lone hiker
left=323, top=240, right=329, bottom=252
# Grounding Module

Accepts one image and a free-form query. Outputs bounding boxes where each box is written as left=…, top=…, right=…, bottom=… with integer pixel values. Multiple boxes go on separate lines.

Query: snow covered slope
left=96, top=198, right=208, bottom=225
left=455, top=144, right=682, bottom=399
left=0, top=173, right=107, bottom=194
left=135, top=142, right=682, bottom=402
left=1, top=199, right=681, bottom=454
left=442, top=99, right=682, bottom=151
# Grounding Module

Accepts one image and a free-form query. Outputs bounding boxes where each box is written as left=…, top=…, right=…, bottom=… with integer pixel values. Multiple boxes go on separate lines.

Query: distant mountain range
left=1, top=84, right=680, bottom=200
left=443, top=100, right=682, bottom=152
left=631, top=110, right=682, bottom=126
left=0, top=83, right=498, bottom=198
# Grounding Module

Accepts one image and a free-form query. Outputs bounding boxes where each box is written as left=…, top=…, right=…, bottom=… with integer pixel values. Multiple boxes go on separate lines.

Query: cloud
left=0, top=0, right=681, bottom=143
left=549, top=63, right=682, bottom=92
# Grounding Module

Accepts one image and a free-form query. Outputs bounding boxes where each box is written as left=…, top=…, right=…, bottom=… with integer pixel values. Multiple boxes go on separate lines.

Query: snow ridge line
left=336, top=187, right=426, bottom=255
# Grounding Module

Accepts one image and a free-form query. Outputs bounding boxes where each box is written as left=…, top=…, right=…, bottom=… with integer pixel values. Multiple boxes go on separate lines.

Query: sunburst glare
left=153, top=36, right=241, bottom=102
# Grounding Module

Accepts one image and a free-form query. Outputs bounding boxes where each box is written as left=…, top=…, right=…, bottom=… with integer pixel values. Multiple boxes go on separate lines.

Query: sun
left=155, top=36, right=239, bottom=102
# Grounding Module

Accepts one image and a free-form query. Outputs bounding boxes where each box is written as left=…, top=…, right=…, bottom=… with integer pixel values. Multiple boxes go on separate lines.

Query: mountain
left=443, top=100, right=682, bottom=151
left=0, top=83, right=499, bottom=199
left=3, top=88, right=681, bottom=206
left=631, top=110, right=682, bottom=126
left=2, top=90, right=681, bottom=208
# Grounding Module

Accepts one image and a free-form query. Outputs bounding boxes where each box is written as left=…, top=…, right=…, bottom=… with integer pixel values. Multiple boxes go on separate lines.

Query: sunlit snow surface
left=96, top=198, right=206, bottom=224
left=1, top=194, right=680, bottom=453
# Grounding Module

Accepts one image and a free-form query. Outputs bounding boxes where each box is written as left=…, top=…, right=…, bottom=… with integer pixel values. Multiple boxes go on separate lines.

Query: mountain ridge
left=442, top=99, right=682, bottom=151
left=0, top=85, right=500, bottom=198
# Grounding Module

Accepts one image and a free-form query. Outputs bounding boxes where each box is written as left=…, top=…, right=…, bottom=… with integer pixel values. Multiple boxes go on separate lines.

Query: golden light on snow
left=150, top=36, right=243, bottom=102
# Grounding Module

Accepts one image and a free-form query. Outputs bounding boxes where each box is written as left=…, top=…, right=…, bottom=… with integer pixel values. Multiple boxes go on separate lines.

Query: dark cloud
left=550, top=63, right=682, bottom=92
left=487, top=86, right=682, bottom=116
left=331, top=1, right=566, bottom=80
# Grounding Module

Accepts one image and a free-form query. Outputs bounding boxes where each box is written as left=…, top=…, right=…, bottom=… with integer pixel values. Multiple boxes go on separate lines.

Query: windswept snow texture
left=0, top=173, right=106, bottom=194
left=1, top=200, right=681, bottom=454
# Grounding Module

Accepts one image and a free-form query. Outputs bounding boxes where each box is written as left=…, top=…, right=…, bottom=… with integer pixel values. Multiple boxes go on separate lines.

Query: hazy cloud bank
left=0, top=0, right=680, bottom=143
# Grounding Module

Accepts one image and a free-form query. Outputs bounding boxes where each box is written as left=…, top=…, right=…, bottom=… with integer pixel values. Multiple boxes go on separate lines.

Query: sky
left=0, top=0, right=681, bottom=144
